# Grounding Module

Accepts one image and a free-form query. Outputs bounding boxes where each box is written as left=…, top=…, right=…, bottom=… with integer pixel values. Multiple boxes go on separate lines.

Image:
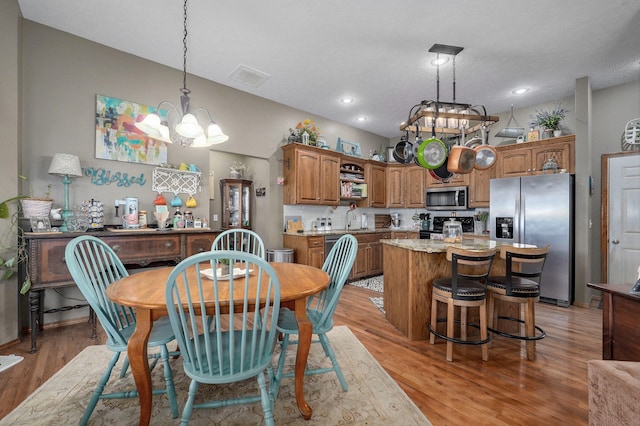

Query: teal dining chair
left=165, top=250, right=281, bottom=425
left=212, top=229, right=266, bottom=258
left=64, top=235, right=178, bottom=425
left=274, top=233, right=358, bottom=395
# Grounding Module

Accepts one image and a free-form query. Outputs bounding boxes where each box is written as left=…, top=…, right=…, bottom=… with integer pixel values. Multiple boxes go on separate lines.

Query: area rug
left=1, top=326, right=429, bottom=425
left=0, top=354, right=23, bottom=373
left=348, top=275, right=383, bottom=293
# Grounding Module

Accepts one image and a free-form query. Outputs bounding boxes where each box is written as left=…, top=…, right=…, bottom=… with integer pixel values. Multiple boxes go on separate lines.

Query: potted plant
left=533, top=103, right=569, bottom=138
left=217, top=257, right=231, bottom=276
left=0, top=176, right=53, bottom=294
left=0, top=193, right=30, bottom=294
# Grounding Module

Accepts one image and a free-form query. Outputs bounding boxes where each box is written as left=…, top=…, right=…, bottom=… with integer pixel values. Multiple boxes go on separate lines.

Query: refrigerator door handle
left=515, top=195, right=521, bottom=242
left=520, top=195, right=525, bottom=242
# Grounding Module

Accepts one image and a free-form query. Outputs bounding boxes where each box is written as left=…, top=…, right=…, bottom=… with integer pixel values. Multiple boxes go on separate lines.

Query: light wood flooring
left=0, top=285, right=602, bottom=425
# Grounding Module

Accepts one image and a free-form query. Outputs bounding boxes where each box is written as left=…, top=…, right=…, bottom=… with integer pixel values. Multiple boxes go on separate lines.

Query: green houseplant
left=0, top=176, right=52, bottom=294
left=534, top=103, right=569, bottom=132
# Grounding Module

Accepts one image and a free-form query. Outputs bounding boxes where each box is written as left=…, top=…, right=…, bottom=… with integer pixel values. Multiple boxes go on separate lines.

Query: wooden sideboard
left=587, top=283, right=640, bottom=361
left=21, top=228, right=220, bottom=352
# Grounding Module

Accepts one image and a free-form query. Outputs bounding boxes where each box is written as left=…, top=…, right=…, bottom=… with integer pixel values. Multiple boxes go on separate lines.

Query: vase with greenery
left=533, top=103, right=569, bottom=135
left=217, top=258, right=231, bottom=275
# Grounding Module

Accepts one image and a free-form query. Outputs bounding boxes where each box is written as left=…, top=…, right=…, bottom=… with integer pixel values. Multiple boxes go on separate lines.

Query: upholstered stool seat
left=429, top=247, right=496, bottom=362
left=486, top=245, right=550, bottom=361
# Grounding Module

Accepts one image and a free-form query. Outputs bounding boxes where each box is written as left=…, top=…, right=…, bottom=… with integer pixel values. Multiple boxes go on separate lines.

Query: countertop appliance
left=419, top=216, right=474, bottom=239
left=490, top=174, right=574, bottom=306
left=425, top=186, right=468, bottom=210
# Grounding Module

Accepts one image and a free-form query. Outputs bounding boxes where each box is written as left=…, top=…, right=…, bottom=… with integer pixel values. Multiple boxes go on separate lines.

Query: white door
left=608, top=154, right=640, bottom=284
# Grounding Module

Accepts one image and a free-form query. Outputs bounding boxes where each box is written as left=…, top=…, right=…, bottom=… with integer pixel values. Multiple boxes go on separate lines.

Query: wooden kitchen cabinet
left=425, top=170, right=470, bottom=187
left=495, top=135, right=575, bottom=178
left=282, top=234, right=325, bottom=269
left=365, top=161, right=387, bottom=207
left=184, top=232, right=218, bottom=257
left=282, top=144, right=340, bottom=205
left=468, top=166, right=495, bottom=207
left=386, top=165, right=425, bottom=208
left=350, top=232, right=390, bottom=280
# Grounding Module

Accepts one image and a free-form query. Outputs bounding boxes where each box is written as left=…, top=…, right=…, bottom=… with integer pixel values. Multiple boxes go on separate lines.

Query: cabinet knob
left=112, top=245, right=121, bottom=252
left=165, top=242, right=173, bottom=248
left=197, top=247, right=205, bottom=252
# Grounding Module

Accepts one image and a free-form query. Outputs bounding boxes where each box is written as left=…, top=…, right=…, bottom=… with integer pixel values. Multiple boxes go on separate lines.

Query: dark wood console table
left=21, top=228, right=220, bottom=353
left=587, top=283, right=640, bottom=361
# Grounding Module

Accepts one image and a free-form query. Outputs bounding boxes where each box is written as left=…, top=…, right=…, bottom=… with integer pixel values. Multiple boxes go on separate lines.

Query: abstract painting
left=95, top=95, right=168, bottom=165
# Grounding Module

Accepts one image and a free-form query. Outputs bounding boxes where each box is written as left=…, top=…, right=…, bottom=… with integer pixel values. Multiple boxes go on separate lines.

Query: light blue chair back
left=65, top=235, right=178, bottom=424
left=212, top=229, right=266, bottom=258
left=274, top=234, right=357, bottom=394
left=65, top=235, right=133, bottom=349
left=165, top=250, right=280, bottom=425
left=308, top=234, right=358, bottom=333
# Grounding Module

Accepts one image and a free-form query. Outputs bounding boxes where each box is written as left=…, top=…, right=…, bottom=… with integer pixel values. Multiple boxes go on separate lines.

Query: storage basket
left=21, top=198, right=53, bottom=218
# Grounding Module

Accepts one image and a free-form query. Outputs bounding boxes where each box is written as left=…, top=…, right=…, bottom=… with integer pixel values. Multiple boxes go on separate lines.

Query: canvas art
left=95, top=95, right=168, bottom=165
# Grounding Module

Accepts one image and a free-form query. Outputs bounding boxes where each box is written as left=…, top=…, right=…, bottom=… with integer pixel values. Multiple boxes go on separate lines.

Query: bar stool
left=429, top=247, right=497, bottom=362
left=486, top=245, right=550, bottom=361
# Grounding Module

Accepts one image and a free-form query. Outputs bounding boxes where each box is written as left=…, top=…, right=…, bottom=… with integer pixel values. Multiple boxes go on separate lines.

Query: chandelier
left=135, top=0, right=228, bottom=147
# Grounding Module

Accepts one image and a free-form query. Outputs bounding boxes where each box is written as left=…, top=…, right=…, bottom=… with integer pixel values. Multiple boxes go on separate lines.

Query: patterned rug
left=348, top=276, right=385, bottom=314
left=1, top=326, right=429, bottom=425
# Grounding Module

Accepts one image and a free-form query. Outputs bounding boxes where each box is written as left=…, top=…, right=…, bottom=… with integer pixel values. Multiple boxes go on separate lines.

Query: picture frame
left=30, top=216, right=51, bottom=233
left=336, top=137, right=363, bottom=157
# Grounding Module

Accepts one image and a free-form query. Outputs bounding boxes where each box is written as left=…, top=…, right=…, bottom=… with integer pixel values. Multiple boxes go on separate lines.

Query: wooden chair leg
left=446, top=299, right=455, bottom=362
left=430, top=295, right=438, bottom=345
left=486, top=292, right=494, bottom=348
left=525, top=298, right=536, bottom=361
left=480, top=302, right=489, bottom=361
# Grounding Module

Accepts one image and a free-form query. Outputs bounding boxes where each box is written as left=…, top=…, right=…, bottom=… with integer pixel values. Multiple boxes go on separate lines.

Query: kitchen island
left=381, top=238, right=526, bottom=341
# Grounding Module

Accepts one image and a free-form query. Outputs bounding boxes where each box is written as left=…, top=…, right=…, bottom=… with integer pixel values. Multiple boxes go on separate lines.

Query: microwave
left=425, top=186, right=468, bottom=210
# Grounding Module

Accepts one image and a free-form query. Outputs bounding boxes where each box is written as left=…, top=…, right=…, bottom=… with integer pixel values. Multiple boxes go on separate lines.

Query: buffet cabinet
left=21, top=228, right=220, bottom=352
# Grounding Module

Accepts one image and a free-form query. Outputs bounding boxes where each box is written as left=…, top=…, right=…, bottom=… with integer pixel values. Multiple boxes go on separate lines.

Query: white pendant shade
left=175, top=113, right=205, bottom=138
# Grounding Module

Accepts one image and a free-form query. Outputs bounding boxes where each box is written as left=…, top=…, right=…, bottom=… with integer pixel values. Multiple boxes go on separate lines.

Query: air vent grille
left=229, top=65, right=270, bottom=87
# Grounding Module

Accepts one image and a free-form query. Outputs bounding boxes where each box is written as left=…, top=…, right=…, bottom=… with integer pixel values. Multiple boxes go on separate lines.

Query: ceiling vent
left=229, top=65, right=271, bottom=88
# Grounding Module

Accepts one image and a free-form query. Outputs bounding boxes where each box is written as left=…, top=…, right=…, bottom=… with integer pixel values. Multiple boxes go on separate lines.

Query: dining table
left=106, top=261, right=330, bottom=426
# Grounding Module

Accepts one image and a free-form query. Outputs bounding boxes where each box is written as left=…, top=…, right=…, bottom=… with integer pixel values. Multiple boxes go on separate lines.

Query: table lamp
left=48, top=153, right=82, bottom=232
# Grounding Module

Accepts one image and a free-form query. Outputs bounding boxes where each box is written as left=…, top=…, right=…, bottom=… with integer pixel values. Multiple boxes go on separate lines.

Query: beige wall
left=0, top=0, right=21, bottom=346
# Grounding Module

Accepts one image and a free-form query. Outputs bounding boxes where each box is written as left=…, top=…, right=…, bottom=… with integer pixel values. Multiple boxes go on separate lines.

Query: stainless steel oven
left=425, top=186, right=468, bottom=210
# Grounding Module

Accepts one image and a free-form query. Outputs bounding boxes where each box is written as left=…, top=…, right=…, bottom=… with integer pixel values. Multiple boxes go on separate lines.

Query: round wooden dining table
left=106, top=261, right=330, bottom=426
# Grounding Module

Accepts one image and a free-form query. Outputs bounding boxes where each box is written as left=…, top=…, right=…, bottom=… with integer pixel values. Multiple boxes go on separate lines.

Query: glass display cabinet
left=220, top=179, right=252, bottom=229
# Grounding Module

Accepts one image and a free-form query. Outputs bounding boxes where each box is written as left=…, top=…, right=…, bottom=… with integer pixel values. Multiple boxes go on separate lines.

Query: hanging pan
left=447, top=127, right=476, bottom=174
left=415, top=124, right=447, bottom=170
left=495, top=104, right=524, bottom=138
left=392, top=132, right=413, bottom=164
left=473, top=124, right=498, bottom=170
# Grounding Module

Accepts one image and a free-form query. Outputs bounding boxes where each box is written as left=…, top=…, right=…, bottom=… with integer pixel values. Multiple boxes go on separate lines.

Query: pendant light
left=135, top=0, right=228, bottom=147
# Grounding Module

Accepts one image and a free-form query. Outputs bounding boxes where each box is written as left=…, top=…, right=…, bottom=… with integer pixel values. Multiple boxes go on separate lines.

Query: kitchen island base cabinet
left=383, top=242, right=517, bottom=341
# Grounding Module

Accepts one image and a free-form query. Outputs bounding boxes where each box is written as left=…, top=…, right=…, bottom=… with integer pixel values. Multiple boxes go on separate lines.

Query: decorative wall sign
left=95, top=95, right=168, bottom=165
left=336, top=137, right=363, bottom=157
left=83, top=167, right=147, bottom=187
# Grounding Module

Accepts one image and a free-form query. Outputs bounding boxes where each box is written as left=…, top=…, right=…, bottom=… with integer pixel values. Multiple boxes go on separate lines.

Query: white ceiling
left=17, top=0, right=640, bottom=139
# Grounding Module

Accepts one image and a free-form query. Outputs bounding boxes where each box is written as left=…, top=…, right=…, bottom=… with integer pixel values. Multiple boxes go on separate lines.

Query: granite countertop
left=381, top=238, right=534, bottom=253
left=283, top=228, right=418, bottom=237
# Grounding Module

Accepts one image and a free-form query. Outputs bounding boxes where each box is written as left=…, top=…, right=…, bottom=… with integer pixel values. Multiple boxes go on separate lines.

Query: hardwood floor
left=0, top=285, right=601, bottom=425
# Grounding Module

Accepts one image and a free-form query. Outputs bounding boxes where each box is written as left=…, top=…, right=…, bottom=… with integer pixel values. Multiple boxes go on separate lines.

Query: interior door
left=604, top=152, right=640, bottom=284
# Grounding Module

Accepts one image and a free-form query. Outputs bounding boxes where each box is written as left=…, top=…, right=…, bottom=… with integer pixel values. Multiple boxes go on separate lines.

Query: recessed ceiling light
left=340, top=97, right=354, bottom=104
left=356, top=116, right=367, bottom=122
left=512, top=87, right=530, bottom=95
left=430, top=57, right=450, bottom=66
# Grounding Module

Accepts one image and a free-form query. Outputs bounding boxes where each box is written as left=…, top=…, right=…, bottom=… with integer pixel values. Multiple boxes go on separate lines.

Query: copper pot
left=447, top=145, right=476, bottom=173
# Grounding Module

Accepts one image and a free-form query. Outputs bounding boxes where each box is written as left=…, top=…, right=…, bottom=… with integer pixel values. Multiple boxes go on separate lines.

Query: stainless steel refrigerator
left=489, top=174, right=574, bottom=306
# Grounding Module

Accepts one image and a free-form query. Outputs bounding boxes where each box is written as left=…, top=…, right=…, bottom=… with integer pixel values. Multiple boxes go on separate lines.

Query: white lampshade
left=48, top=153, right=82, bottom=177
left=175, top=114, right=204, bottom=138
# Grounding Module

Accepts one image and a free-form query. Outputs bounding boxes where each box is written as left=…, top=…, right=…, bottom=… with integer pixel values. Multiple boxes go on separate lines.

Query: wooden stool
left=486, top=245, right=550, bottom=361
left=429, top=247, right=496, bottom=362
